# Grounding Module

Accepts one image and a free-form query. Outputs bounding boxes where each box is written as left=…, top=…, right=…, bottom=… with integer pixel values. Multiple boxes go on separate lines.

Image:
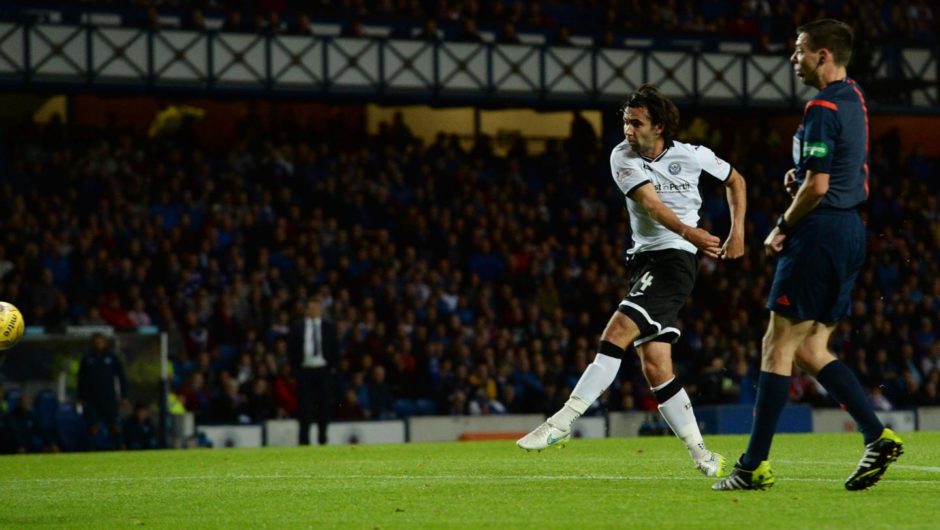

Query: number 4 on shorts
left=629, top=272, right=654, bottom=297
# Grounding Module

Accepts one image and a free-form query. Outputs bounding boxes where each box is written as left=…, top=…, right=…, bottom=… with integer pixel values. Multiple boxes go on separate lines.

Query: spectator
left=251, top=13, right=268, bottom=34
left=341, top=19, right=365, bottom=38
left=869, top=387, right=894, bottom=411
left=598, top=29, right=618, bottom=48
left=244, top=379, right=276, bottom=422
left=123, top=402, right=158, bottom=450
left=497, top=22, right=521, bottom=44
left=127, top=299, right=152, bottom=328
left=921, top=369, right=940, bottom=406
left=335, top=389, right=366, bottom=420
left=180, top=372, right=211, bottom=422
left=183, top=8, right=206, bottom=31
left=0, top=395, right=42, bottom=453
left=291, top=13, right=314, bottom=36
left=552, top=26, right=574, bottom=47
left=222, top=10, right=247, bottom=33
left=267, top=11, right=284, bottom=34
left=272, top=363, right=298, bottom=418
left=28, top=268, right=60, bottom=327
left=209, top=375, right=246, bottom=423
left=78, top=333, right=128, bottom=450
left=455, top=19, right=484, bottom=43
left=367, top=365, right=395, bottom=419
left=414, top=18, right=441, bottom=41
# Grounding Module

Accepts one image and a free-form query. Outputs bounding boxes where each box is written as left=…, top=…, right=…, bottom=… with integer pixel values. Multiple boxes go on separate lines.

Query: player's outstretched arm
left=720, top=168, right=746, bottom=260
left=629, top=182, right=722, bottom=258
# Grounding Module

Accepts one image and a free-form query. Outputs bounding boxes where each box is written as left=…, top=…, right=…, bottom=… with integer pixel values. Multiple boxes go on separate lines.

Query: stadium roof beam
left=0, top=22, right=935, bottom=113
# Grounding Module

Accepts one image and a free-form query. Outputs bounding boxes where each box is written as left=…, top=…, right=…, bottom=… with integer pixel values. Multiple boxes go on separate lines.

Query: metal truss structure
left=0, top=22, right=936, bottom=110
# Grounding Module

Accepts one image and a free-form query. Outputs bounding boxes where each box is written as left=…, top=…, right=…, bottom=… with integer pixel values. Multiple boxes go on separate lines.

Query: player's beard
left=627, top=135, right=650, bottom=154
left=629, top=137, right=656, bottom=157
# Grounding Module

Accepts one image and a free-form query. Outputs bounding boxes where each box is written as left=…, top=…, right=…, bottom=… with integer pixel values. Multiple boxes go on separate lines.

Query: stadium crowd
left=0, top=97, right=938, bottom=440
left=2, top=0, right=936, bottom=48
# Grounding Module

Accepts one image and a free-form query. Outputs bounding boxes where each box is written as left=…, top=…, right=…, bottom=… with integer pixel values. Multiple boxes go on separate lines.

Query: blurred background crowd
left=1, top=0, right=936, bottom=50
left=0, top=0, right=937, bottom=454
left=0, top=94, right=937, bottom=436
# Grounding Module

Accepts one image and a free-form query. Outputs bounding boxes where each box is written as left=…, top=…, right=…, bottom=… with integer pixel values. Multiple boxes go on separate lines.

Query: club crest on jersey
left=668, top=162, right=681, bottom=175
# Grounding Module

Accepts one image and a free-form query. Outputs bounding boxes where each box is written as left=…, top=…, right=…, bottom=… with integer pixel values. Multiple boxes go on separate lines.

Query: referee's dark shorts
left=767, top=207, right=866, bottom=323
left=617, top=248, right=697, bottom=347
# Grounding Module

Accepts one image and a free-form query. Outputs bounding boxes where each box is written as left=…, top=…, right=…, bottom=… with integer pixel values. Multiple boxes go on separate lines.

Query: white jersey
left=610, top=139, right=732, bottom=255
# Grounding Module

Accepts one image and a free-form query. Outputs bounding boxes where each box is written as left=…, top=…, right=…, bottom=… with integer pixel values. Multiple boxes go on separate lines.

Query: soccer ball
left=0, top=301, right=25, bottom=350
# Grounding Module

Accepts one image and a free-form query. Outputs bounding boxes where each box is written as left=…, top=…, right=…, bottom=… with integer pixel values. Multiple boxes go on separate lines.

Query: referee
left=715, top=19, right=903, bottom=492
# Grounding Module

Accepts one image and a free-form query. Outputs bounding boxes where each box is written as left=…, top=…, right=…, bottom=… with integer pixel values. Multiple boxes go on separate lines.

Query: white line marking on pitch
left=2, top=473, right=937, bottom=485
left=777, top=460, right=940, bottom=473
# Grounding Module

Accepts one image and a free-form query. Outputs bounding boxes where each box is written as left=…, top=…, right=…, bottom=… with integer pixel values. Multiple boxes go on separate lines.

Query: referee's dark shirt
left=792, top=77, right=869, bottom=209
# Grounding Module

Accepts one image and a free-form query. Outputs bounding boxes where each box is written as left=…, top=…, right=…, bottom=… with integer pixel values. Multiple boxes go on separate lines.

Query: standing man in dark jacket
left=78, top=332, right=128, bottom=450
left=289, top=297, right=339, bottom=445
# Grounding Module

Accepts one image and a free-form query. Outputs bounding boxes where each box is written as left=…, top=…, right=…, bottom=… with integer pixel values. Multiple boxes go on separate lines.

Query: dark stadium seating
left=0, top=104, right=936, bottom=440
left=32, top=389, right=58, bottom=445
left=54, top=404, right=87, bottom=452
left=0, top=0, right=937, bottom=453
left=0, top=0, right=934, bottom=48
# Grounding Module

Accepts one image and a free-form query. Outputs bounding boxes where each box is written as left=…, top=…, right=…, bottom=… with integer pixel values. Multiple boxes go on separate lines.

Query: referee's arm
left=782, top=169, right=829, bottom=226
left=629, top=183, right=722, bottom=258
left=764, top=170, right=828, bottom=256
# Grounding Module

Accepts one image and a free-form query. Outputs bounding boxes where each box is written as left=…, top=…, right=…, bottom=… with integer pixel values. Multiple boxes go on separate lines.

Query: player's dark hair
left=797, top=19, right=854, bottom=66
left=621, top=84, right=680, bottom=142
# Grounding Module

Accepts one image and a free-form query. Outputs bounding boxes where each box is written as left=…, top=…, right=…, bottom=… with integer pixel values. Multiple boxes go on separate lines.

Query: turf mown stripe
left=0, top=433, right=936, bottom=529
left=2, top=473, right=939, bottom=485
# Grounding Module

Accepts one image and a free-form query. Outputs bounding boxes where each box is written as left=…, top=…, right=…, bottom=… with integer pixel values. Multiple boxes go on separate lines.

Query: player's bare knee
left=640, top=361, right=670, bottom=386
left=637, top=342, right=673, bottom=386
left=601, top=313, right=637, bottom=347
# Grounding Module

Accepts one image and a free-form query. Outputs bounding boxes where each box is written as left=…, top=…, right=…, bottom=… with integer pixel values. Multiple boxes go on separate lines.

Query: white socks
left=549, top=353, right=622, bottom=430
left=548, top=356, right=709, bottom=464
left=548, top=396, right=588, bottom=431
left=653, top=378, right=707, bottom=461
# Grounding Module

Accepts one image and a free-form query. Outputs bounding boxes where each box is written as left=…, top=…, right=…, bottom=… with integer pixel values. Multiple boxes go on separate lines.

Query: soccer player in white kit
left=517, top=84, right=747, bottom=477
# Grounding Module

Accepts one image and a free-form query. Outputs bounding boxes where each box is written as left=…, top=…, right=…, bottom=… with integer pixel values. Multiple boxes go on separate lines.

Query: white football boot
left=516, top=420, right=571, bottom=451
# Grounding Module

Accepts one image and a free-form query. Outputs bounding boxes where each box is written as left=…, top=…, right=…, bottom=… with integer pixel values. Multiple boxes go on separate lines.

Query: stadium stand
left=0, top=1, right=937, bottom=451
left=0, top=100, right=937, bottom=442
left=0, top=0, right=935, bottom=49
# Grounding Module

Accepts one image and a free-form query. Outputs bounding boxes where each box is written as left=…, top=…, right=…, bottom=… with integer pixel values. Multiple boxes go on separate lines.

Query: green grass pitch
left=1, top=432, right=938, bottom=528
